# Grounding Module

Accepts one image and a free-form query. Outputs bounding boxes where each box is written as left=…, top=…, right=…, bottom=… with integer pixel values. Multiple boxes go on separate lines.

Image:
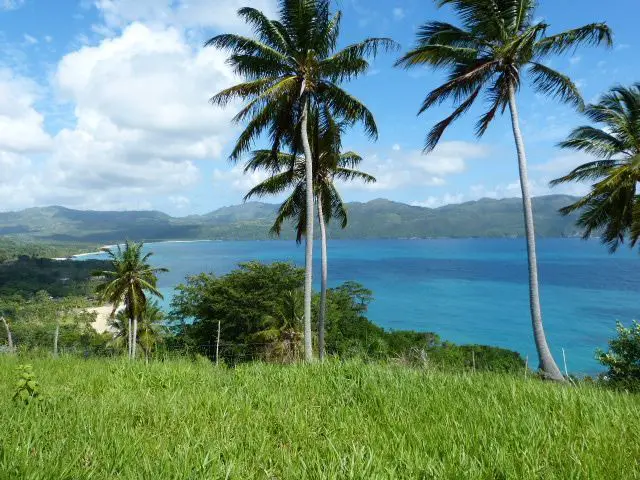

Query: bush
left=597, top=321, right=640, bottom=392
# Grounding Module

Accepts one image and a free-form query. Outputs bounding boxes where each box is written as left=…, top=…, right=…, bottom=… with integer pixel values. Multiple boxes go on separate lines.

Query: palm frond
left=528, top=62, right=584, bottom=110
left=534, top=23, right=613, bottom=57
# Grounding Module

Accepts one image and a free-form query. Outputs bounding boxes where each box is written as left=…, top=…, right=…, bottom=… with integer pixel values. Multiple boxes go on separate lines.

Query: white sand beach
left=89, top=305, right=123, bottom=334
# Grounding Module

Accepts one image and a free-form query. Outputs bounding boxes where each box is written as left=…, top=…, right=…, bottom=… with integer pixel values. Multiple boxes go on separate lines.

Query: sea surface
left=83, top=238, right=639, bottom=374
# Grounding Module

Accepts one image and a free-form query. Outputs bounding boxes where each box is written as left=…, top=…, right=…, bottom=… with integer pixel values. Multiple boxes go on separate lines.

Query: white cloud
left=569, top=55, right=581, bottom=65
left=412, top=193, right=464, bottom=208
left=1, top=0, right=25, bottom=11
left=169, top=195, right=191, bottom=210
left=342, top=141, right=489, bottom=192
left=0, top=69, right=52, bottom=153
left=41, top=22, right=239, bottom=209
left=23, top=34, right=38, bottom=45
left=212, top=165, right=271, bottom=197
left=615, top=44, right=630, bottom=51
left=392, top=7, right=405, bottom=20
left=0, top=18, right=246, bottom=211
left=44, top=35, right=53, bottom=43
left=392, top=143, right=401, bottom=151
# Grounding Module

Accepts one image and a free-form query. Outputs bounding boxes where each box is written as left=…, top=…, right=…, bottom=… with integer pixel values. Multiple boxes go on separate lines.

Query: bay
left=85, top=238, right=639, bottom=374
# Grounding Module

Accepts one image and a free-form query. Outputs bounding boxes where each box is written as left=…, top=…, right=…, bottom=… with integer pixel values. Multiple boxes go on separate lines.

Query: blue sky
left=0, top=0, right=637, bottom=215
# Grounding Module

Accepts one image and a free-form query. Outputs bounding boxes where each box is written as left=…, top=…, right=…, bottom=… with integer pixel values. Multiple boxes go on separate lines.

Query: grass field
left=0, top=357, right=638, bottom=479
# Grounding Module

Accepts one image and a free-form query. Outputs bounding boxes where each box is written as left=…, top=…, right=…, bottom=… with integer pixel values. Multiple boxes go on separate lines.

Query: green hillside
left=0, top=195, right=582, bottom=244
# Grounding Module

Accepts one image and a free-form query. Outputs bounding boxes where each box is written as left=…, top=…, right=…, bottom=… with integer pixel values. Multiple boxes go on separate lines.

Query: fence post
left=216, top=321, right=221, bottom=366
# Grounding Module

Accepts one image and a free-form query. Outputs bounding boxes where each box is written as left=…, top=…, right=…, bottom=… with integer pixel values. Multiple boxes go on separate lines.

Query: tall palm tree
left=94, top=241, right=167, bottom=360
left=207, top=0, right=394, bottom=361
left=396, top=0, right=612, bottom=380
left=245, top=110, right=375, bottom=360
left=551, top=84, right=640, bottom=252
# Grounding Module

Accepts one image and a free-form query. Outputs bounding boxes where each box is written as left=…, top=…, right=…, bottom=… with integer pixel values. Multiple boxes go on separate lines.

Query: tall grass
left=0, top=356, right=638, bottom=479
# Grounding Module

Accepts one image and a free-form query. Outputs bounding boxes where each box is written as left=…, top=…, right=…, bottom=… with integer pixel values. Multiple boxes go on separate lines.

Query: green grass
left=0, top=357, right=638, bottom=479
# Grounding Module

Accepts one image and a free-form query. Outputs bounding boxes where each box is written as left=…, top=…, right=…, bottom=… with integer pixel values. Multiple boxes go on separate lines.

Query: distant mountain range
left=0, top=195, right=583, bottom=244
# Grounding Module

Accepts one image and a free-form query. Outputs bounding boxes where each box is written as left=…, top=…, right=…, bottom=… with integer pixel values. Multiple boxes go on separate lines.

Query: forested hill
left=0, top=195, right=582, bottom=244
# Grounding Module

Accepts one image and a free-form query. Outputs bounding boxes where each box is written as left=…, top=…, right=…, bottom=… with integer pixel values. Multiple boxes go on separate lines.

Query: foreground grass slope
left=0, top=358, right=638, bottom=479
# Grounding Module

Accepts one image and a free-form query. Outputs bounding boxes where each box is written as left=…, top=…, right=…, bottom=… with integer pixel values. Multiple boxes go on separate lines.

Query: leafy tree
left=170, top=262, right=305, bottom=363
left=551, top=84, right=640, bottom=252
left=93, top=241, right=167, bottom=360
left=597, top=321, right=640, bottom=392
left=207, top=0, right=394, bottom=361
left=244, top=110, right=375, bottom=360
left=396, top=0, right=612, bottom=380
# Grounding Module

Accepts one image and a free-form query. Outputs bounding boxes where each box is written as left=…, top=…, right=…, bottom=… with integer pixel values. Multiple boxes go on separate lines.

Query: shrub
left=597, top=321, right=640, bottom=392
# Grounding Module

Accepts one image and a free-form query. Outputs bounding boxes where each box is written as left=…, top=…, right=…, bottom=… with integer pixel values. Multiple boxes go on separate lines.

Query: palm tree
left=112, top=302, right=166, bottom=362
left=551, top=84, right=640, bottom=252
left=244, top=110, right=376, bottom=360
left=206, top=0, right=394, bottom=361
left=94, top=241, right=167, bottom=360
left=251, top=290, right=305, bottom=363
left=396, top=0, right=612, bottom=380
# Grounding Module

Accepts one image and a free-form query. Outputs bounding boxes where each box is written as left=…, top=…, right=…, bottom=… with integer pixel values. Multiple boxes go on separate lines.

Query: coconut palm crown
left=396, top=0, right=612, bottom=151
left=551, top=83, right=640, bottom=252
left=206, top=0, right=395, bottom=162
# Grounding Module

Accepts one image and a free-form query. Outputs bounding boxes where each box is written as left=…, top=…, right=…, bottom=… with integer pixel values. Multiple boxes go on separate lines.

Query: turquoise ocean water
left=84, top=238, right=638, bottom=374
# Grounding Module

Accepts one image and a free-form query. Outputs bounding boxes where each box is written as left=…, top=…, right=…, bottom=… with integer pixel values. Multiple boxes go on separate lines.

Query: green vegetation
left=0, top=256, right=108, bottom=298
left=0, top=237, right=96, bottom=262
left=0, top=357, right=638, bottom=479
left=397, top=0, right=611, bottom=381
left=170, top=262, right=524, bottom=371
left=0, top=292, right=106, bottom=356
left=552, top=83, right=640, bottom=252
left=597, top=321, right=640, bottom=392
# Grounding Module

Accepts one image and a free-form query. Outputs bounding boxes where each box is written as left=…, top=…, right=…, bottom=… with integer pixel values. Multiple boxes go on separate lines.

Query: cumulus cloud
left=342, top=141, right=490, bottom=192
left=0, top=69, right=52, bottom=154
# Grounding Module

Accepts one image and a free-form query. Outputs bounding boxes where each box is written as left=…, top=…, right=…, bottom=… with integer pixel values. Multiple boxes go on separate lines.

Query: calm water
left=86, top=239, right=639, bottom=373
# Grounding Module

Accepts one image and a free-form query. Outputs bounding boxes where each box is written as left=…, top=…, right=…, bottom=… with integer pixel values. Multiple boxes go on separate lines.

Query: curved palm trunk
left=508, top=84, right=564, bottom=381
left=317, top=194, right=328, bottom=361
left=1, top=316, right=14, bottom=351
left=301, top=97, right=314, bottom=362
left=132, top=317, right=138, bottom=359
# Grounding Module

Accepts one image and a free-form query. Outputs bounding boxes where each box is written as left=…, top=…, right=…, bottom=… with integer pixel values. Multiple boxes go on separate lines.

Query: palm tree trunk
left=128, top=317, right=133, bottom=360
left=317, top=193, right=328, bottom=361
left=507, top=84, right=564, bottom=381
left=1, top=316, right=13, bottom=351
left=300, top=97, right=314, bottom=362
left=54, top=321, right=60, bottom=357
left=132, top=317, right=138, bottom=360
